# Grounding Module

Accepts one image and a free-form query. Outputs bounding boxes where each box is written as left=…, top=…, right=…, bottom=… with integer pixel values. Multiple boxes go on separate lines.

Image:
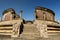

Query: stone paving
left=0, top=35, right=60, bottom=40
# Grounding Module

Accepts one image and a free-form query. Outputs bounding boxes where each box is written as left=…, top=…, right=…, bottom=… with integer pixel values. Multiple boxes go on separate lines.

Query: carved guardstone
left=11, top=23, right=21, bottom=37
left=34, top=20, right=48, bottom=38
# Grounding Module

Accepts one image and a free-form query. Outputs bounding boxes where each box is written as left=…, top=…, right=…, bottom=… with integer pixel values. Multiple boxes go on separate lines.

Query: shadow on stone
left=20, top=23, right=24, bottom=34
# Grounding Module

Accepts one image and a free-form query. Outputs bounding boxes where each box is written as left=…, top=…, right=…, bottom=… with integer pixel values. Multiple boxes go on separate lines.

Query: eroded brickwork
left=35, top=6, right=55, bottom=21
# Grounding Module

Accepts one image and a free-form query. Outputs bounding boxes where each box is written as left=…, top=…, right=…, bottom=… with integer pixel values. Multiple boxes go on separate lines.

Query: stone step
left=22, top=31, right=35, bottom=33
left=20, top=24, right=40, bottom=39
left=22, top=29, right=39, bottom=33
left=23, top=24, right=38, bottom=33
left=48, top=30, right=60, bottom=32
left=23, top=24, right=60, bottom=38
left=23, top=24, right=37, bottom=28
left=0, top=37, right=60, bottom=40
left=20, top=33, right=40, bottom=39
left=23, top=28, right=37, bottom=31
left=0, top=30, right=12, bottom=33
left=23, top=24, right=35, bottom=28
left=0, top=25, right=13, bottom=35
left=0, top=27, right=12, bottom=29
left=0, top=27, right=12, bottom=30
left=48, top=27, right=60, bottom=30
left=0, top=32, right=12, bottom=35
left=23, top=27, right=34, bottom=30
left=48, top=30, right=60, bottom=36
left=48, top=31, right=60, bottom=36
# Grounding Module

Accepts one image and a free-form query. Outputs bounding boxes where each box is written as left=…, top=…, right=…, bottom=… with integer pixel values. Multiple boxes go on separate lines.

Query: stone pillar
left=43, top=12, right=46, bottom=21
left=34, top=11, right=36, bottom=20
left=20, top=10, right=23, bottom=19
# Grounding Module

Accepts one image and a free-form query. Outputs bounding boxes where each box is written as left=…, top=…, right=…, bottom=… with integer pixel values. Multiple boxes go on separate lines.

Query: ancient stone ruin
left=0, top=6, right=59, bottom=39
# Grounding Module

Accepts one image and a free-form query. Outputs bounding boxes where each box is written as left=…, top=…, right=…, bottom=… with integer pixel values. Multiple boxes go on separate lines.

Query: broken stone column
left=34, top=11, right=36, bottom=20
left=20, top=10, right=23, bottom=19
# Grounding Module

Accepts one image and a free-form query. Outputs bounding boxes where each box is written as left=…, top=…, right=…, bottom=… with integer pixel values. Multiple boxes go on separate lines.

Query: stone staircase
left=20, top=23, right=60, bottom=39
left=19, top=23, right=60, bottom=40
left=0, top=20, right=22, bottom=37
left=0, top=23, right=60, bottom=40
left=0, top=24, right=13, bottom=35
left=48, top=27, right=60, bottom=38
left=20, top=23, right=40, bottom=39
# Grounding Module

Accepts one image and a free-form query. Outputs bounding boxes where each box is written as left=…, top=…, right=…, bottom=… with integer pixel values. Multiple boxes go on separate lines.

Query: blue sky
left=0, top=0, right=60, bottom=22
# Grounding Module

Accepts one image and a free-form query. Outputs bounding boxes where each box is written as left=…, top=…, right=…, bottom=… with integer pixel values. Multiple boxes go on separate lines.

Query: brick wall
left=35, top=10, right=55, bottom=21
left=3, top=12, right=13, bottom=21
